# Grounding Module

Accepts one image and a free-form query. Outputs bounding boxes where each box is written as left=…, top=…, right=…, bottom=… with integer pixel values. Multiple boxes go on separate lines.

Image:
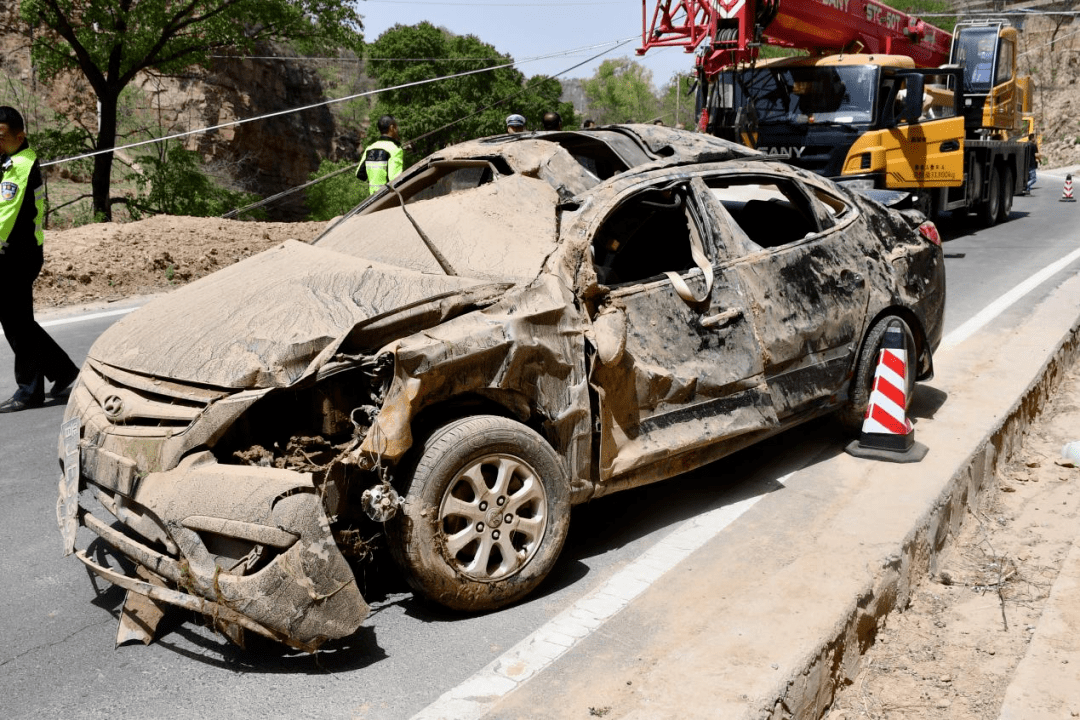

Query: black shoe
left=50, top=367, right=80, bottom=398
left=0, top=396, right=44, bottom=413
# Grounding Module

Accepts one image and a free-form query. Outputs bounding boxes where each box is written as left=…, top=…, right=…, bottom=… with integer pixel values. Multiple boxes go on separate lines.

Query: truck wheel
left=387, top=415, right=571, bottom=612
left=839, top=316, right=917, bottom=433
left=977, top=166, right=1001, bottom=227
left=913, top=190, right=939, bottom=221
left=999, top=167, right=1014, bottom=222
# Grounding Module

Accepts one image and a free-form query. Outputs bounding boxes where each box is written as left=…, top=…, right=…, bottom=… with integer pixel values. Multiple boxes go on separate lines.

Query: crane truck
left=638, top=0, right=1036, bottom=225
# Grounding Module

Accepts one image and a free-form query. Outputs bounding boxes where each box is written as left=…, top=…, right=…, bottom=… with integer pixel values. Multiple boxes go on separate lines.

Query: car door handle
left=700, top=309, right=743, bottom=328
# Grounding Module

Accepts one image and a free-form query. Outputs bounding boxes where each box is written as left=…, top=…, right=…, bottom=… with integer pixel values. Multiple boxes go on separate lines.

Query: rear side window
left=705, top=179, right=820, bottom=249
left=809, top=186, right=853, bottom=222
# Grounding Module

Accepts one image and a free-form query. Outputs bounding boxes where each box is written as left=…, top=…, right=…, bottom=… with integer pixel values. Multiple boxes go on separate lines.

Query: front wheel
left=386, top=415, right=571, bottom=611
left=839, top=316, right=917, bottom=433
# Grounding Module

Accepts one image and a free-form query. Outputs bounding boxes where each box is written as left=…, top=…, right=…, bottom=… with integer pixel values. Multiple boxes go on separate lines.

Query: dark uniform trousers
left=0, top=245, right=77, bottom=402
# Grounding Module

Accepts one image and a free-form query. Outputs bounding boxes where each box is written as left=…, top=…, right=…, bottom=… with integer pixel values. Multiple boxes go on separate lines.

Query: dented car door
left=589, top=177, right=779, bottom=481
left=700, top=169, right=871, bottom=418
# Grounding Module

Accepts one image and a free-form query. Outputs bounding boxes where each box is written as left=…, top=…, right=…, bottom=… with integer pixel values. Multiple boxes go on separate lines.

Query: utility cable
left=41, top=37, right=632, bottom=169
left=222, top=36, right=635, bottom=218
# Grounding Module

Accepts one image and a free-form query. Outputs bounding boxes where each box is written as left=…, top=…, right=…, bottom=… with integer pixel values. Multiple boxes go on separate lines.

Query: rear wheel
left=999, top=166, right=1014, bottom=222
left=977, top=166, right=1001, bottom=227
left=839, top=316, right=917, bottom=433
left=387, top=415, right=571, bottom=611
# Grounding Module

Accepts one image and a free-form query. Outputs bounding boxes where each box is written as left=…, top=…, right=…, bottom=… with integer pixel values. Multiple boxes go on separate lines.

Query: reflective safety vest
left=0, top=143, right=45, bottom=259
left=356, top=136, right=404, bottom=196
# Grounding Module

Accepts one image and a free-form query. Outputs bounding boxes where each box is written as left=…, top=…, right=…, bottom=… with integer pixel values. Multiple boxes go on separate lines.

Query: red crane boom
left=639, top=0, right=953, bottom=77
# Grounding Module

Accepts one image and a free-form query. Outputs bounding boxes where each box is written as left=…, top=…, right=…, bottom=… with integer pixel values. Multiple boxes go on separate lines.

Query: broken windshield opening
left=358, top=159, right=507, bottom=214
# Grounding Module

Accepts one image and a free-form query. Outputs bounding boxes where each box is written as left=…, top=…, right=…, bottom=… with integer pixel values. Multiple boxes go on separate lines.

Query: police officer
left=356, top=115, right=404, bottom=196
left=0, top=106, right=79, bottom=412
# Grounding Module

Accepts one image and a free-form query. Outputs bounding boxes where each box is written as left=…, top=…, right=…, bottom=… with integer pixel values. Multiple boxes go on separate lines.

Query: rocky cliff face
left=1018, top=14, right=1080, bottom=171
left=133, top=52, right=349, bottom=220
left=0, top=5, right=353, bottom=220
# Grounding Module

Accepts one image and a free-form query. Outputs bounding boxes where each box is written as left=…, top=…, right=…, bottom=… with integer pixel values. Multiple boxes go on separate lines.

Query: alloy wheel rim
left=438, top=453, right=548, bottom=581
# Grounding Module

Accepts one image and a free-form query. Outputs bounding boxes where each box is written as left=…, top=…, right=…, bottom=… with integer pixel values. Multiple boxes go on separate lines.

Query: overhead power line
left=41, top=37, right=633, bottom=170
left=221, top=36, right=635, bottom=218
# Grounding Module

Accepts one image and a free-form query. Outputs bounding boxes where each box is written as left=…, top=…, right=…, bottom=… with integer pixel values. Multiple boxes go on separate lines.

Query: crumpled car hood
left=88, top=240, right=491, bottom=389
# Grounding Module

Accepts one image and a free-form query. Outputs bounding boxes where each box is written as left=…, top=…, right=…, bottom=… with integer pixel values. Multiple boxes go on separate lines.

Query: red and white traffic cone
left=846, top=323, right=928, bottom=463
left=1063, top=174, right=1076, bottom=202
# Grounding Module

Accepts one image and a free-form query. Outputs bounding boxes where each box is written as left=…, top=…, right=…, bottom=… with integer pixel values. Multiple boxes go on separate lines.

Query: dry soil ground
left=33, top=215, right=327, bottom=310
left=824, top=364, right=1080, bottom=720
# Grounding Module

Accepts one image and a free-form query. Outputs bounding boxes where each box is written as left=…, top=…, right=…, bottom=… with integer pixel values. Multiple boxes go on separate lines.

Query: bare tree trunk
left=91, top=92, right=119, bottom=222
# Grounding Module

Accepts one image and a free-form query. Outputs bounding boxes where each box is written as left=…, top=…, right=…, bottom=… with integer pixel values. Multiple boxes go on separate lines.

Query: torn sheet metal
left=359, top=273, right=593, bottom=500
left=85, top=451, right=367, bottom=649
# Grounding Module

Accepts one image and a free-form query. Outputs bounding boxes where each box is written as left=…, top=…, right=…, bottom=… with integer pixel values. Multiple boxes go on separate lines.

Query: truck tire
left=999, top=166, right=1014, bottom=222
left=387, top=415, right=571, bottom=612
left=977, top=166, right=1001, bottom=227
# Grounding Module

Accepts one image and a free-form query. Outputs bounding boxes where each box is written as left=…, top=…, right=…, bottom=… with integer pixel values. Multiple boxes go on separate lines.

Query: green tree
left=365, top=22, right=575, bottom=164
left=658, top=74, right=698, bottom=129
left=583, top=58, right=659, bottom=125
left=130, top=143, right=261, bottom=218
left=889, top=0, right=955, bottom=35
left=20, top=0, right=364, bottom=221
left=306, top=158, right=367, bottom=221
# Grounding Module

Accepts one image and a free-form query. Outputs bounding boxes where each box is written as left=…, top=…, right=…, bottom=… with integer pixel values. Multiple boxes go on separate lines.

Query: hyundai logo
left=102, top=395, right=124, bottom=419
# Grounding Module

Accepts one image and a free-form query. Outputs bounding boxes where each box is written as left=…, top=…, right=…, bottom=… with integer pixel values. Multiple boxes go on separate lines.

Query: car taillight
left=918, top=220, right=941, bottom=246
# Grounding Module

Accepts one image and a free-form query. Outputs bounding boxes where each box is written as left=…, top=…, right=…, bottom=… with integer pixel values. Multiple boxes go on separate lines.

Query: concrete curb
left=475, top=271, right=1080, bottom=719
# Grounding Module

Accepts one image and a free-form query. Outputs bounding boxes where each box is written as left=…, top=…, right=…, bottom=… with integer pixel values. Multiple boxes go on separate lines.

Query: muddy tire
left=999, top=166, right=1014, bottom=223
left=839, top=316, right=917, bottom=433
left=977, top=166, right=1001, bottom=227
left=386, top=415, right=571, bottom=612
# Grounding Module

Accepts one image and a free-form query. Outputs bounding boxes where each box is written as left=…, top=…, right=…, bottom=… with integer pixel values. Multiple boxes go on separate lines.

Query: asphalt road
left=1, top=174, right=1078, bottom=719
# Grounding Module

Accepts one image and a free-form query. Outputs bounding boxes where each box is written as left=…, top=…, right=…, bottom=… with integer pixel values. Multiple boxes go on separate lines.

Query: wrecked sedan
left=58, top=124, right=944, bottom=651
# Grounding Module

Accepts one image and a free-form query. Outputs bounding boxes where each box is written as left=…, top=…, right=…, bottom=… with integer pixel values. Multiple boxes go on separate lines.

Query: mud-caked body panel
left=58, top=125, right=943, bottom=650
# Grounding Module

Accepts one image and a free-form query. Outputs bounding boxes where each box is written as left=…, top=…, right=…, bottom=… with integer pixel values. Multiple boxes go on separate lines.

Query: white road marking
left=940, top=246, right=1080, bottom=351
left=410, top=473, right=792, bottom=720
left=0, top=306, right=139, bottom=337
left=40, top=307, right=140, bottom=329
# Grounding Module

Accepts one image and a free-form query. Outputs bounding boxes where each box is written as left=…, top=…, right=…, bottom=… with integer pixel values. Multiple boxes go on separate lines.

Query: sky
left=357, top=0, right=697, bottom=88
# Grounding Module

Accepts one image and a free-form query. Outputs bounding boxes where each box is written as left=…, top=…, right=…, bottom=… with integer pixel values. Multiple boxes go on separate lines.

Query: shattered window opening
left=536, top=133, right=640, bottom=184
left=809, top=186, right=853, bottom=222
left=705, top=177, right=827, bottom=250
left=591, top=185, right=699, bottom=286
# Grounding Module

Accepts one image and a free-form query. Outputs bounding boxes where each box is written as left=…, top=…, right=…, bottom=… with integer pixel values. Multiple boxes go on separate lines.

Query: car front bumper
left=58, top=364, right=368, bottom=651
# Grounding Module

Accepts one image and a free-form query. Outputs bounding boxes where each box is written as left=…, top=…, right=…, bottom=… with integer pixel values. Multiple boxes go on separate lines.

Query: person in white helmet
left=505, top=114, right=526, bottom=133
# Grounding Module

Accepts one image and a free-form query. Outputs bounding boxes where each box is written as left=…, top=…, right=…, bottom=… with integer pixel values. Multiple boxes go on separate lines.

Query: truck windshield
left=950, top=26, right=998, bottom=93
left=721, top=65, right=878, bottom=125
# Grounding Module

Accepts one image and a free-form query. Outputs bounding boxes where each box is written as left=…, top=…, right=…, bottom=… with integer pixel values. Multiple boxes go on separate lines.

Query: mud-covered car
left=57, top=124, right=944, bottom=651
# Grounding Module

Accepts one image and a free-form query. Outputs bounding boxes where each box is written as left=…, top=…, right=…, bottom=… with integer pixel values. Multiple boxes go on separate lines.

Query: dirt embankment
left=35, top=215, right=328, bottom=310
